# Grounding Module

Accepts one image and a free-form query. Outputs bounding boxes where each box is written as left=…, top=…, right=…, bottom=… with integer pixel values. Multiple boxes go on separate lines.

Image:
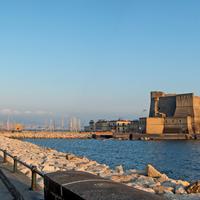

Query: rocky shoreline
left=0, top=136, right=199, bottom=200
left=2, top=131, right=200, bottom=141
left=1, top=131, right=92, bottom=139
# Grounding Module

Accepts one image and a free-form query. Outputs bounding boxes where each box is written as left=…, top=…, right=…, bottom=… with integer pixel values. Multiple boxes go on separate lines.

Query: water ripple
left=24, top=139, right=200, bottom=182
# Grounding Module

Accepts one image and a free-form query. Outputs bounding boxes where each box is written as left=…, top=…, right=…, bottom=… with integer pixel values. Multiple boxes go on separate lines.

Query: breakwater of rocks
left=0, top=131, right=92, bottom=139
left=0, top=136, right=200, bottom=200
left=2, top=131, right=200, bottom=141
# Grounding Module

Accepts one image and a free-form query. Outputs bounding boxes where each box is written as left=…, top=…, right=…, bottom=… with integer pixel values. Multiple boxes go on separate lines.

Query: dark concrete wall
left=149, top=92, right=165, bottom=117
left=174, top=94, right=194, bottom=118
left=44, top=171, right=164, bottom=200
left=149, top=92, right=176, bottom=117
left=158, top=96, right=176, bottom=117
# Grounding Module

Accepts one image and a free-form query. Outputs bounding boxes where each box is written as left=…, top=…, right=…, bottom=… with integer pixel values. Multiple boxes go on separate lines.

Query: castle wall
left=149, top=92, right=164, bottom=117
left=147, top=91, right=200, bottom=134
left=158, top=96, right=176, bottom=117
left=193, top=96, right=200, bottom=133
left=149, top=92, right=176, bottom=117
left=174, top=94, right=194, bottom=117
left=164, top=117, right=193, bottom=134
left=140, top=118, right=164, bottom=134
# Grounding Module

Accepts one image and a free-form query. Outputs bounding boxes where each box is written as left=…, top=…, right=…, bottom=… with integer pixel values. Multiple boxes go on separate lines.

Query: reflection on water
left=24, top=139, right=200, bottom=181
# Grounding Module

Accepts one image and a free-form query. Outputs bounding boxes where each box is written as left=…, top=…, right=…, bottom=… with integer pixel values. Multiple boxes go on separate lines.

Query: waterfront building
left=84, top=120, right=96, bottom=132
left=84, top=119, right=131, bottom=133
left=109, top=120, right=131, bottom=133
left=95, top=120, right=111, bottom=132
left=139, top=91, right=200, bottom=134
left=128, top=120, right=139, bottom=132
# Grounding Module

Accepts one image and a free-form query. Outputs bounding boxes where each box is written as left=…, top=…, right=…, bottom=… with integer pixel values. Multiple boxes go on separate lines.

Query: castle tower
left=149, top=91, right=165, bottom=117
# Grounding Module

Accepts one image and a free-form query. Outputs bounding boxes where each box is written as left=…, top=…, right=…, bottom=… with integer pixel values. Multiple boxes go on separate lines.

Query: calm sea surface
left=24, top=139, right=200, bottom=182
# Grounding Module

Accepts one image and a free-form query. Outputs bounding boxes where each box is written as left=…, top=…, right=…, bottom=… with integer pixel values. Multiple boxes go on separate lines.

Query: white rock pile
left=0, top=136, right=199, bottom=200
left=2, top=131, right=91, bottom=139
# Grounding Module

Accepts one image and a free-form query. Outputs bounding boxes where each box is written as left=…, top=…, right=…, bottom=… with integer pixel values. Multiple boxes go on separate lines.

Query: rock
left=153, top=185, right=174, bottom=194
left=157, top=174, right=169, bottom=183
left=66, top=154, right=75, bottom=160
left=187, top=181, right=200, bottom=194
left=42, top=165, right=55, bottom=172
left=132, top=185, right=155, bottom=194
left=86, top=164, right=110, bottom=176
left=146, top=164, right=162, bottom=178
left=127, top=169, right=146, bottom=175
left=175, top=185, right=187, bottom=194
left=176, top=180, right=190, bottom=187
left=74, top=166, right=87, bottom=172
left=98, top=169, right=112, bottom=178
left=111, top=175, right=134, bottom=183
left=65, top=162, right=76, bottom=170
left=133, top=175, right=156, bottom=186
left=162, top=180, right=177, bottom=188
left=0, top=134, right=193, bottom=196
left=164, top=193, right=200, bottom=200
left=115, top=165, right=124, bottom=175
left=148, top=182, right=161, bottom=189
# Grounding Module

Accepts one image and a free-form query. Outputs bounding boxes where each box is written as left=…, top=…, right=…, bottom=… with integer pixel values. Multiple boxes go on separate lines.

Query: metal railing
left=0, top=148, right=44, bottom=191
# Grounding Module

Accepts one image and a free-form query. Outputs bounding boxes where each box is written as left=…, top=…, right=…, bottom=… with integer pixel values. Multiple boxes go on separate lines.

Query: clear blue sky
left=0, top=0, right=200, bottom=123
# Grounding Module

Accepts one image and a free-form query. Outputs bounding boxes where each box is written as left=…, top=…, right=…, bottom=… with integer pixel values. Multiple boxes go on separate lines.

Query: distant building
left=139, top=91, right=200, bottom=134
left=95, top=120, right=111, bottom=132
left=69, top=117, right=81, bottom=132
left=128, top=120, right=139, bottom=133
left=84, top=91, right=200, bottom=134
left=84, top=119, right=131, bottom=133
left=14, top=123, right=24, bottom=132
left=84, top=120, right=95, bottom=132
left=49, top=119, right=56, bottom=132
left=109, top=120, right=131, bottom=133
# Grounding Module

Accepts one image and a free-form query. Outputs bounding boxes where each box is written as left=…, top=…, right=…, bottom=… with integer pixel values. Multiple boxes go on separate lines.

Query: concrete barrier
left=44, top=171, right=164, bottom=200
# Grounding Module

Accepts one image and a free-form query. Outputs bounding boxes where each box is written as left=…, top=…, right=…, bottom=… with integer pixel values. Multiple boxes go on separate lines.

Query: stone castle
left=139, top=91, right=200, bottom=134
left=85, top=91, right=200, bottom=134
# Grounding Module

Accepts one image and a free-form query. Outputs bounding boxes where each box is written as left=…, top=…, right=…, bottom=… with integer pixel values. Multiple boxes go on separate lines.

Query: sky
left=0, top=0, right=200, bottom=125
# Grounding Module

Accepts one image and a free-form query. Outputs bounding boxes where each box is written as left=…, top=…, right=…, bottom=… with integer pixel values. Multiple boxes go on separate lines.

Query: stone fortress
left=85, top=91, right=200, bottom=134
left=140, top=91, right=200, bottom=134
